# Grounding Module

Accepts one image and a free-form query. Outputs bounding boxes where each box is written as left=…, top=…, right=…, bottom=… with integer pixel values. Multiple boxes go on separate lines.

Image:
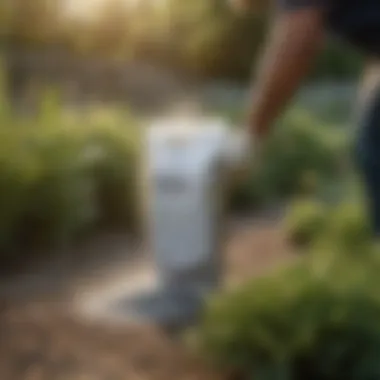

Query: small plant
left=0, top=88, right=141, bottom=257
left=228, top=109, right=347, bottom=212
left=324, top=199, right=372, bottom=254
left=283, top=198, right=328, bottom=248
left=197, top=252, right=380, bottom=380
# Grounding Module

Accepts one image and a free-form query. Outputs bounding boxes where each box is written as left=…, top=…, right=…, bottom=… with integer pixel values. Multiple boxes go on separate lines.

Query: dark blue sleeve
left=279, top=0, right=328, bottom=10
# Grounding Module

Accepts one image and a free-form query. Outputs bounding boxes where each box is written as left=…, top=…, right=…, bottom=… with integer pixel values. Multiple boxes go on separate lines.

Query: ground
left=0, top=215, right=296, bottom=380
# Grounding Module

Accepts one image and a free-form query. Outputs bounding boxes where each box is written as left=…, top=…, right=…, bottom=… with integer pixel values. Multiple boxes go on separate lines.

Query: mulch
left=0, top=219, right=295, bottom=380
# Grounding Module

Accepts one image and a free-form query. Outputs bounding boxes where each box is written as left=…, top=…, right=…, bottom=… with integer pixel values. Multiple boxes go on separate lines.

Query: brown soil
left=0, top=217, right=296, bottom=380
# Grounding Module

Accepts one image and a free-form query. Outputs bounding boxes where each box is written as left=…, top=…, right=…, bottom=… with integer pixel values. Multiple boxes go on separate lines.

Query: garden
left=1, top=65, right=380, bottom=379
left=1, top=1, right=378, bottom=378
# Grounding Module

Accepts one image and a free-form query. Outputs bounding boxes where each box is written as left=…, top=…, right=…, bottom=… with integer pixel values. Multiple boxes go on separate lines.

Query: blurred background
left=3, top=0, right=361, bottom=114
left=0, top=0, right=363, bottom=260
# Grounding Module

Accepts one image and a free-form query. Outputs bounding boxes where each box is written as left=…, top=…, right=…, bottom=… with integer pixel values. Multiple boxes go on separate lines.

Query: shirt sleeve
left=278, top=0, right=328, bottom=10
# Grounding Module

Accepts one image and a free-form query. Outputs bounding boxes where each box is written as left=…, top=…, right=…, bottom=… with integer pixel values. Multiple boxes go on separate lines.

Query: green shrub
left=229, top=110, right=347, bottom=211
left=16, top=127, right=97, bottom=247
left=82, top=115, right=141, bottom=230
left=0, top=131, right=43, bottom=250
left=0, top=96, right=141, bottom=255
left=198, top=253, right=380, bottom=380
left=283, top=198, right=328, bottom=248
left=323, top=199, right=372, bottom=253
left=283, top=192, right=372, bottom=253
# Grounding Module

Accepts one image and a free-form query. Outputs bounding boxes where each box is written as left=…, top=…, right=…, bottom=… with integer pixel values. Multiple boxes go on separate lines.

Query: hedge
left=229, top=110, right=348, bottom=212
left=283, top=193, right=372, bottom=254
left=0, top=93, right=141, bottom=262
left=197, top=248, right=380, bottom=380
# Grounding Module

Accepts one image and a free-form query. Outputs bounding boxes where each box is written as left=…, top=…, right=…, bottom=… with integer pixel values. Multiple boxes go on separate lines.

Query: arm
left=247, top=4, right=326, bottom=139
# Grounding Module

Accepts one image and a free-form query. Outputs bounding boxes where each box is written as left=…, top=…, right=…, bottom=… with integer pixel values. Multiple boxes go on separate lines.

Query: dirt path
left=0, top=216, right=296, bottom=380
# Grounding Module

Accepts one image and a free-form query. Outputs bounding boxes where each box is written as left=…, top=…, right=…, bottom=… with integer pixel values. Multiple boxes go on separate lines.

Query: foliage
left=204, top=127, right=375, bottom=380
left=311, top=39, right=362, bottom=80
left=323, top=198, right=372, bottom=253
left=283, top=198, right=328, bottom=248
left=0, top=92, right=141, bottom=256
left=229, top=109, right=347, bottom=212
left=197, top=249, right=380, bottom=380
left=283, top=192, right=372, bottom=253
left=2, top=0, right=362, bottom=81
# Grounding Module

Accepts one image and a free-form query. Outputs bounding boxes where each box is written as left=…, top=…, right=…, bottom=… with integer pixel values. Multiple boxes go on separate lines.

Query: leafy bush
left=229, top=110, right=347, bottom=212
left=0, top=96, right=141, bottom=257
left=283, top=198, right=328, bottom=248
left=283, top=192, right=372, bottom=253
left=323, top=199, right=372, bottom=253
left=197, top=252, right=380, bottom=380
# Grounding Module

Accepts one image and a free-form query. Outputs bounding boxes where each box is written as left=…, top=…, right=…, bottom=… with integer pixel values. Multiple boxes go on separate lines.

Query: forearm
left=247, top=9, right=324, bottom=137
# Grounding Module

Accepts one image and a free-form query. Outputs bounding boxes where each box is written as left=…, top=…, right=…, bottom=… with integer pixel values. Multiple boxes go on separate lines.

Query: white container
left=145, top=116, right=249, bottom=295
